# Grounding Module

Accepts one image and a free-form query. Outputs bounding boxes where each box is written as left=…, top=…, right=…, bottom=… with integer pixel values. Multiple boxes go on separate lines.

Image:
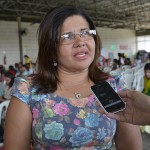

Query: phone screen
left=91, top=81, right=126, bottom=113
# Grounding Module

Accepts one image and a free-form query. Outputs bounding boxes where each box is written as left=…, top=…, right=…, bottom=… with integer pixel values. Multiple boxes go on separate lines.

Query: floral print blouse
left=11, top=75, right=126, bottom=150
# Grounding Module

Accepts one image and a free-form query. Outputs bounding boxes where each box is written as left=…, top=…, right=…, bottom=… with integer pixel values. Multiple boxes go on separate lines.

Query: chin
left=78, top=66, right=90, bottom=71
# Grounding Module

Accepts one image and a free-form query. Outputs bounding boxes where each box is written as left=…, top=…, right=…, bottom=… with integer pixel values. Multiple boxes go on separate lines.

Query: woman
left=4, top=6, right=142, bottom=150
left=1, top=72, right=15, bottom=101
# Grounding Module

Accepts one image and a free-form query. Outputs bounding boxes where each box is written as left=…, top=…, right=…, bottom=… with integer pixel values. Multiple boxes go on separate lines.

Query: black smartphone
left=91, top=81, right=126, bottom=113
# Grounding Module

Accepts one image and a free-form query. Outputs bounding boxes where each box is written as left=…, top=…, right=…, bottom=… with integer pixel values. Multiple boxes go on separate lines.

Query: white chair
left=138, top=67, right=144, bottom=75
left=123, top=73, right=134, bottom=89
left=124, top=68, right=134, bottom=74
left=0, top=100, right=10, bottom=125
left=109, top=69, right=122, bottom=76
left=145, top=126, right=150, bottom=134
left=136, top=75, right=144, bottom=92
left=141, top=125, right=150, bottom=134
left=121, top=65, right=131, bottom=70
left=0, top=100, right=10, bottom=148
left=133, top=71, right=140, bottom=89
left=103, top=66, right=112, bottom=73
left=132, top=66, right=139, bottom=74
left=132, top=67, right=144, bottom=90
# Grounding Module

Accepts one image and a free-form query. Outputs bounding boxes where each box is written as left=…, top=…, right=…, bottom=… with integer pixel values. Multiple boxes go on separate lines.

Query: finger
left=106, top=112, right=126, bottom=122
left=98, top=108, right=106, bottom=114
left=118, top=89, right=131, bottom=98
left=106, top=113, right=120, bottom=120
left=118, top=92, right=127, bottom=98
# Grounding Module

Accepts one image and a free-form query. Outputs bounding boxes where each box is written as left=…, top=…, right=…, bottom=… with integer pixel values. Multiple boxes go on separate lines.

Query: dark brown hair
left=32, top=5, right=109, bottom=93
left=144, top=63, right=150, bottom=70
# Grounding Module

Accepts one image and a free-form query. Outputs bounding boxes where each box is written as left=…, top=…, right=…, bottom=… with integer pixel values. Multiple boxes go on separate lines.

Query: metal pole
left=17, top=16, right=23, bottom=63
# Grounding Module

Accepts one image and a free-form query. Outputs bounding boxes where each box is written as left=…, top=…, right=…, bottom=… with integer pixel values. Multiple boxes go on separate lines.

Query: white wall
left=0, top=21, right=39, bottom=69
left=97, top=27, right=137, bottom=59
left=0, top=21, right=137, bottom=68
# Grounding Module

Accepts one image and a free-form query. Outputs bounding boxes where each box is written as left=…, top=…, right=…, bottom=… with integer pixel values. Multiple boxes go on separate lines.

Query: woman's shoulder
left=11, top=77, right=33, bottom=104
left=13, top=76, right=35, bottom=87
left=13, top=77, right=32, bottom=90
left=14, top=76, right=28, bottom=83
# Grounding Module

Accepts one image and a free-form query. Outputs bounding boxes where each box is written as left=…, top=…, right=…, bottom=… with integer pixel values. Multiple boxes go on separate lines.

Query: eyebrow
left=61, top=28, right=90, bottom=35
left=61, top=31, right=72, bottom=36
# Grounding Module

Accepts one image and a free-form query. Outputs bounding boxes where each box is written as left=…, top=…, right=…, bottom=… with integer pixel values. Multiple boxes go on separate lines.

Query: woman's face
left=57, top=15, right=95, bottom=73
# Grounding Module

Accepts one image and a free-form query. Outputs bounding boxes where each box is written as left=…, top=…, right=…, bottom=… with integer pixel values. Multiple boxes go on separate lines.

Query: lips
left=73, top=50, right=89, bottom=58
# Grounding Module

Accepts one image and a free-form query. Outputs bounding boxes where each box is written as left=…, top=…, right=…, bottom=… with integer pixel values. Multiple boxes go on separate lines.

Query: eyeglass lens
left=59, top=30, right=96, bottom=45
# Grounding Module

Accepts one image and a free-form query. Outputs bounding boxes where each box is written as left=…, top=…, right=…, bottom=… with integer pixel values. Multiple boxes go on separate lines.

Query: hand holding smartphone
left=91, top=81, right=126, bottom=113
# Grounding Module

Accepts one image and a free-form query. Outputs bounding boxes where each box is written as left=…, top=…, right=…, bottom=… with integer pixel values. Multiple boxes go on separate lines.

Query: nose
left=73, top=39, right=85, bottom=47
left=72, top=32, right=86, bottom=47
left=73, top=33, right=85, bottom=43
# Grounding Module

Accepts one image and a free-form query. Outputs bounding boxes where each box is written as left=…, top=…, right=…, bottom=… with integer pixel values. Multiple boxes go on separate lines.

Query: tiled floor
left=110, top=132, right=150, bottom=150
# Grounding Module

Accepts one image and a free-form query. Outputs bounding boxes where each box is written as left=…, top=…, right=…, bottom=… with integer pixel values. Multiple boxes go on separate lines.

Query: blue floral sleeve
left=11, top=77, right=30, bottom=104
left=107, top=74, right=127, bottom=92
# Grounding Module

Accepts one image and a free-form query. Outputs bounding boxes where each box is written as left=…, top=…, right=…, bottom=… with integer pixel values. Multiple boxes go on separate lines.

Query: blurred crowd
left=98, top=51, right=149, bottom=72
left=0, top=55, right=36, bottom=102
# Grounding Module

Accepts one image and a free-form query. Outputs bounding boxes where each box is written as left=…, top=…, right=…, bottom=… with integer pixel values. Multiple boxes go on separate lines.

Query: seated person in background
left=2, top=72, right=15, bottom=100
left=8, top=65, right=16, bottom=76
left=97, top=55, right=106, bottom=69
left=18, top=64, right=29, bottom=77
left=124, top=58, right=131, bottom=66
left=0, top=65, right=5, bottom=82
left=142, top=63, right=150, bottom=96
left=24, top=55, right=32, bottom=65
left=112, top=59, right=119, bottom=70
left=118, top=53, right=125, bottom=67
left=0, top=65, right=5, bottom=101
left=0, top=83, right=4, bottom=101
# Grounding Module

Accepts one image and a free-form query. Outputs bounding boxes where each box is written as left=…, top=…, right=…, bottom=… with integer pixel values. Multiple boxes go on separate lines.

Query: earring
left=53, top=61, right=57, bottom=66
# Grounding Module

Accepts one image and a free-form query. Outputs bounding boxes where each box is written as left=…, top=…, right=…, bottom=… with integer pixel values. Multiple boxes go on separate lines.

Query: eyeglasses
left=58, top=29, right=96, bottom=45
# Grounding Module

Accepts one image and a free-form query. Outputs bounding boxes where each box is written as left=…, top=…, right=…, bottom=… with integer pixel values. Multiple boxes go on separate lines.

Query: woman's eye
left=62, top=37, right=69, bottom=41
left=82, top=30, right=89, bottom=36
left=62, top=34, right=74, bottom=41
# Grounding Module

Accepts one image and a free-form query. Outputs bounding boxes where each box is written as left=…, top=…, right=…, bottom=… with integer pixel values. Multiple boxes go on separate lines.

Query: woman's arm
left=4, top=96, right=32, bottom=150
left=114, top=121, right=142, bottom=150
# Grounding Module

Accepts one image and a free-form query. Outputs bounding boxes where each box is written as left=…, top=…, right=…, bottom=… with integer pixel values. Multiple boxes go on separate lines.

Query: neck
left=58, top=67, right=89, bottom=86
left=56, top=68, right=93, bottom=99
